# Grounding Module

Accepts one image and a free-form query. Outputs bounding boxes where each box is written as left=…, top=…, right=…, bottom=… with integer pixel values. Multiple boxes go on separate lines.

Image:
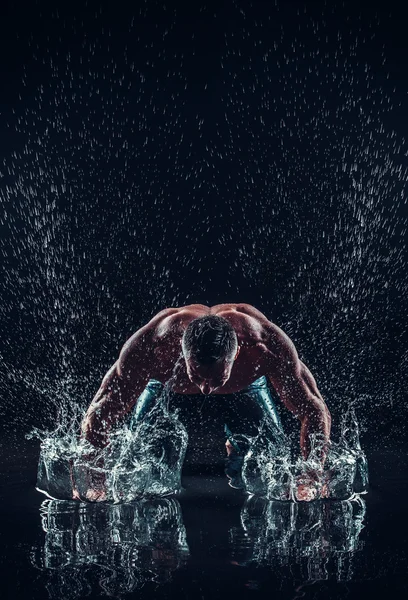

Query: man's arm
left=81, top=326, right=153, bottom=449
left=264, top=325, right=331, bottom=466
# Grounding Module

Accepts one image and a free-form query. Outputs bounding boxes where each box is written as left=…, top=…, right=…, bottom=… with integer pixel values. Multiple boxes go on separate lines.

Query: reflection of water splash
left=230, top=495, right=366, bottom=581
left=34, top=391, right=188, bottom=502
left=238, top=409, right=368, bottom=501
left=31, top=497, right=189, bottom=599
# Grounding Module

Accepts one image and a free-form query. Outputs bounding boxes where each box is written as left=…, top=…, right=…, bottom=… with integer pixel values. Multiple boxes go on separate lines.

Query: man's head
left=181, top=315, right=239, bottom=395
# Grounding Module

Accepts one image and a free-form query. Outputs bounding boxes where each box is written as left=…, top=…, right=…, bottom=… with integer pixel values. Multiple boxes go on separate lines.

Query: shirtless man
left=80, top=304, right=331, bottom=500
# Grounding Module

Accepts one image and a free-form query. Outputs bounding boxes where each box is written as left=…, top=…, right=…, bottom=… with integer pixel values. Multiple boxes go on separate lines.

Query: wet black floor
left=1, top=438, right=408, bottom=600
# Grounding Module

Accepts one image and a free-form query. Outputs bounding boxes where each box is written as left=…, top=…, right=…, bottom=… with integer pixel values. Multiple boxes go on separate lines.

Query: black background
left=2, top=3, right=408, bottom=600
left=0, top=0, right=408, bottom=450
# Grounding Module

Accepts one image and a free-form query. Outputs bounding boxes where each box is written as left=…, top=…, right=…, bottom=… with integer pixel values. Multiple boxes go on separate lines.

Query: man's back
left=132, top=303, right=288, bottom=394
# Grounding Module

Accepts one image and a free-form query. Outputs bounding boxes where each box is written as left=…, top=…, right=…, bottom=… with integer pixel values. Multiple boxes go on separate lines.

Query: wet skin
left=83, top=304, right=330, bottom=448
left=81, top=304, right=331, bottom=500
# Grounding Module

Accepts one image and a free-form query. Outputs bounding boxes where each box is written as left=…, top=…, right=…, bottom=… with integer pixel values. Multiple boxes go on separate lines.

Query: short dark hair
left=182, top=316, right=238, bottom=365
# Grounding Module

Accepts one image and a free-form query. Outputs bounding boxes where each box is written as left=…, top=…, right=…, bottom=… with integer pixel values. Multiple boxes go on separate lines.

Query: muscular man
left=80, top=304, right=331, bottom=499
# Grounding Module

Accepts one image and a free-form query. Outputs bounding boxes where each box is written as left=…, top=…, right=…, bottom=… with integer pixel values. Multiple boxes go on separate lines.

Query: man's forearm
left=299, top=402, right=331, bottom=465
left=81, top=366, right=129, bottom=449
left=81, top=371, right=147, bottom=449
left=81, top=401, right=112, bottom=449
left=72, top=402, right=110, bottom=501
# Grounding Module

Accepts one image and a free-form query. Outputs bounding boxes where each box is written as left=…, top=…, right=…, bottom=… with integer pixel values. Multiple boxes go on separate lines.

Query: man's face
left=185, top=357, right=235, bottom=395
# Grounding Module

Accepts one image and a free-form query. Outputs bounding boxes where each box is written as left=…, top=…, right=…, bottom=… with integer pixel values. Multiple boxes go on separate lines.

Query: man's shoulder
left=149, top=303, right=269, bottom=322
left=146, top=305, right=210, bottom=338
left=224, top=306, right=294, bottom=353
left=150, top=304, right=209, bottom=321
left=212, top=303, right=271, bottom=323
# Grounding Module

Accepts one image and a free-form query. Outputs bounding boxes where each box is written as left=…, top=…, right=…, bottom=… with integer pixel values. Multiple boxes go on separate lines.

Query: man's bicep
left=265, top=329, right=317, bottom=417
left=117, top=326, right=152, bottom=382
left=298, top=361, right=322, bottom=399
left=268, top=356, right=328, bottom=419
left=98, top=328, right=152, bottom=412
left=267, top=357, right=305, bottom=416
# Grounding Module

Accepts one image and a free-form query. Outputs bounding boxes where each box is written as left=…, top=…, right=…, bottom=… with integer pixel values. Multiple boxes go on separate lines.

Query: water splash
left=33, top=391, right=188, bottom=502
left=237, top=409, right=368, bottom=501
left=33, top=392, right=367, bottom=502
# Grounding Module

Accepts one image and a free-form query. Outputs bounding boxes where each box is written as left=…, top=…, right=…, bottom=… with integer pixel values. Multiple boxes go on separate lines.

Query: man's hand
left=70, top=453, right=107, bottom=502
left=72, top=486, right=106, bottom=502
left=296, top=469, right=322, bottom=502
left=84, top=488, right=107, bottom=502
left=295, top=466, right=330, bottom=501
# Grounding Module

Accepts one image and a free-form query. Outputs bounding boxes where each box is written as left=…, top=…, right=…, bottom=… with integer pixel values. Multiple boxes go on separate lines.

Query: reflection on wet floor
left=31, top=492, right=366, bottom=598
left=31, top=498, right=190, bottom=597
left=230, top=495, right=366, bottom=582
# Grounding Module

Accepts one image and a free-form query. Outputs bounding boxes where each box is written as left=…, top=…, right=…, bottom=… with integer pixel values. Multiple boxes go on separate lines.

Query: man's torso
left=144, top=303, right=278, bottom=394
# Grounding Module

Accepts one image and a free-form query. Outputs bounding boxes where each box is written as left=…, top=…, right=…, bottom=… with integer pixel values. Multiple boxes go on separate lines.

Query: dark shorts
left=129, top=376, right=283, bottom=467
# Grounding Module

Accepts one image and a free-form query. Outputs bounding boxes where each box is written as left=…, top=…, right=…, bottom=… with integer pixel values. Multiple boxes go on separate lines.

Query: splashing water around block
left=31, top=391, right=188, bottom=502
left=237, top=408, right=368, bottom=501
left=31, top=383, right=367, bottom=502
